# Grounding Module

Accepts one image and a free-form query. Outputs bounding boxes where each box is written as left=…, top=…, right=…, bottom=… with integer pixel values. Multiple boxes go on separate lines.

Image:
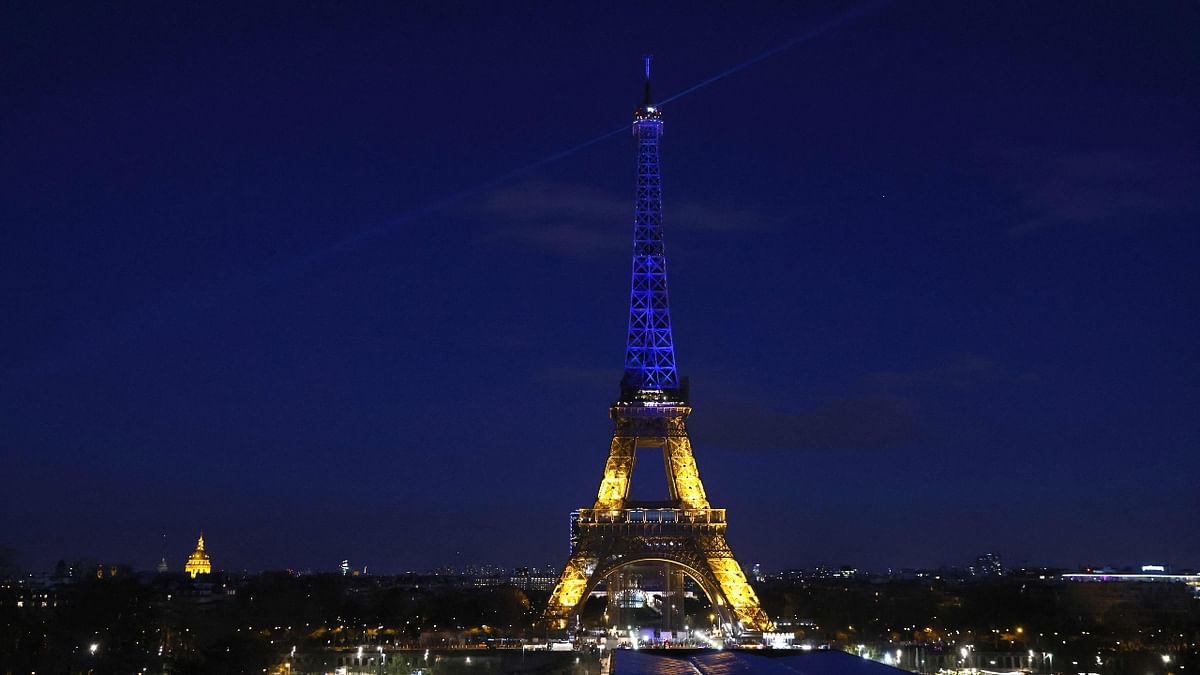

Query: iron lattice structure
left=621, top=69, right=677, bottom=397
left=545, top=60, right=772, bottom=635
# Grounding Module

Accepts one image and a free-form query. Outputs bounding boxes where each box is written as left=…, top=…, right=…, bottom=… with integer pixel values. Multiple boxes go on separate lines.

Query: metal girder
left=623, top=110, right=677, bottom=394
left=697, top=534, right=774, bottom=631
left=594, top=436, right=636, bottom=510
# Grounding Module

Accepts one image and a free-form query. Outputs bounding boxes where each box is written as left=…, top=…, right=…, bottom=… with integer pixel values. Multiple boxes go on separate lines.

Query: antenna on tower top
left=641, top=54, right=654, bottom=107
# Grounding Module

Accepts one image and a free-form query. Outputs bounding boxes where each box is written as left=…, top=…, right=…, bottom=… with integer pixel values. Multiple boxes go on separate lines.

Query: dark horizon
left=3, top=2, right=1198, bottom=576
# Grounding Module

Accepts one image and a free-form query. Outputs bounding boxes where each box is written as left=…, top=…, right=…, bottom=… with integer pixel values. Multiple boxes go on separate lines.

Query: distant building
left=509, top=567, right=558, bottom=592
left=1063, top=570, right=1200, bottom=596
left=751, top=563, right=764, bottom=583
left=52, top=559, right=71, bottom=581
left=156, top=558, right=169, bottom=574
left=184, top=534, right=212, bottom=578
left=464, top=563, right=506, bottom=577
left=95, top=563, right=129, bottom=579
left=973, top=553, right=1003, bottom=576
left=0, top=578, right=57, bottom=610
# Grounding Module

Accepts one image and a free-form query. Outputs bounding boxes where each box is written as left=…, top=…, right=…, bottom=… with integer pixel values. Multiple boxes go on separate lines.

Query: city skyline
left=13, top=544, right=1192, bottom=579
left=2, top=2, right=1198, bottom=575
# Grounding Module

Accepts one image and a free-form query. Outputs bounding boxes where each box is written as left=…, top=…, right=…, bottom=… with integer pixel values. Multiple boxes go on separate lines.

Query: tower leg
left=594, top=437, right=637, bottom=510
left=664, top=436, right=709, bottom=508
left=545, top=553, right=594, bottom=631
left=699, top=534, right=772, bottom=632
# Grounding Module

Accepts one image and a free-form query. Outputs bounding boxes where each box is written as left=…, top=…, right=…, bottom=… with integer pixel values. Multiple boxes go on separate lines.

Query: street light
left=89, top=643, right=99, bottom=655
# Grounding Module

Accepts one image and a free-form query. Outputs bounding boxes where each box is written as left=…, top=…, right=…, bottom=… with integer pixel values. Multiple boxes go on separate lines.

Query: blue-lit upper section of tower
left=621, top=58, right=681, bottom=401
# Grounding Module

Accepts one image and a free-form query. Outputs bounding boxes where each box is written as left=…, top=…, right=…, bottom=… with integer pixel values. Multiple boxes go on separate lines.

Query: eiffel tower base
left=544, top=401, right=771, bottom=635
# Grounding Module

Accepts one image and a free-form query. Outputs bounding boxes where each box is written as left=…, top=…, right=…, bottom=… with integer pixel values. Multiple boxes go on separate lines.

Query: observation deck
left=576, top=508, right=726, bottom=534
left=634, top=104, right=663, bottom=123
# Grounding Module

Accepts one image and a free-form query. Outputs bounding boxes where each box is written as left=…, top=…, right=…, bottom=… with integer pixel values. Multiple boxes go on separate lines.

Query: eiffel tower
left=544, top=58, right=771, bottom=635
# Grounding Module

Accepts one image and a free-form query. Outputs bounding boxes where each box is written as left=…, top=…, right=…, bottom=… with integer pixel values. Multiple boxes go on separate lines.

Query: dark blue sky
left=2, top=1, right=1197, bottom=575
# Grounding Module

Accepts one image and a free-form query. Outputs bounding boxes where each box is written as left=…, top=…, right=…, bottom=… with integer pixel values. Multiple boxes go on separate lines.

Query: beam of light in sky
left=657, top=0, right=892, bottom=108
left=1, top=0, right=889, bottom=386
left=285, top=0, right=892, bottom=272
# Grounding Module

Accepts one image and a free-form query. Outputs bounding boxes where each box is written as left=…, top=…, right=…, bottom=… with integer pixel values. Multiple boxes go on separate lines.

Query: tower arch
left=580, top=556, right=737, bottom=632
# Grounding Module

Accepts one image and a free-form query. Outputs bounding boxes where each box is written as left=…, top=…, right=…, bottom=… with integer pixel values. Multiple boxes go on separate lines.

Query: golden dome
left=184, top=533, right=212, bottom=578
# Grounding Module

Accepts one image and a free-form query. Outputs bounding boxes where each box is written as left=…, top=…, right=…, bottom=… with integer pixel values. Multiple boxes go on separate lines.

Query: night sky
left=2, top=2, right=1197, bottom=575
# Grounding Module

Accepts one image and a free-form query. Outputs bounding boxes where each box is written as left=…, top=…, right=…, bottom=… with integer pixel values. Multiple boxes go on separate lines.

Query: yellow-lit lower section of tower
left=664, top=436, right=709, bottom=509
left=546, top=399, right=772, bottom=633
left=545, top=557, right=593, bottom=629
left=593, top=411, right=710, bottom=511
left=699, top=535, right=773, bottom=631
left=545, top=521, right=774, bottom=632
left=594, top=437, right=636, bottom=510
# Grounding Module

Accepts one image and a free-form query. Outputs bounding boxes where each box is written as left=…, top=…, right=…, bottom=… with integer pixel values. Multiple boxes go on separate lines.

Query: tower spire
left=641, top=54, right=653, bottom=108
left=622, top=58, right=679, bottom=402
